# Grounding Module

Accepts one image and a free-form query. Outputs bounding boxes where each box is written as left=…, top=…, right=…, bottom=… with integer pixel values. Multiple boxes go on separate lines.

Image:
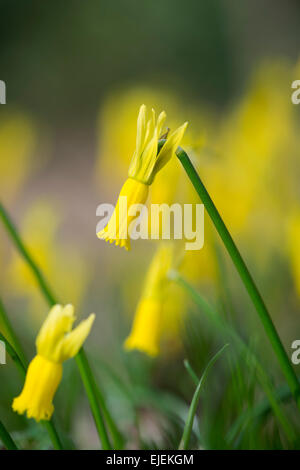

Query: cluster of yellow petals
left=97, top=105, right=187, bottom=250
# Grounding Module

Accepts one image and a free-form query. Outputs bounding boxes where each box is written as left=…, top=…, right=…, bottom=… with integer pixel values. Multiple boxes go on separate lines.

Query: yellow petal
left=36, top=304, right=75, bottom=359
left=135, top=104, right=147, bottom=156
left=154, top=121, right=188, bottom=176
left=36, top=304, right=95, bottom=362
left=59, top=313, right=95, bottom=361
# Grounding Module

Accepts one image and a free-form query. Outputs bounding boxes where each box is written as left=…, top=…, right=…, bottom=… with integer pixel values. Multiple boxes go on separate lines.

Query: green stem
left=94, top=382, right=124, bottom=449
left=0, top=298, right=27, bottom=367
left=179, top=344, right=229, bottom=450
left=0, top=203, right=113, bottom=449
left=75, top=350, right=111, bottom=449
left=43, top=421, right=64, bottom=450
left=0, top=332, right=25, bottom=378
left=175, top=146, right=300, bottom=411
left=0, top=420, right=18, bottom=450
left=0, top=205, right=56, bottom=306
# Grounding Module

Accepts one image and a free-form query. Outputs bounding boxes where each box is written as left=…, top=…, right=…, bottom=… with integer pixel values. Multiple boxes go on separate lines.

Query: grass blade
left=179, top=344, right=229, bottom=450
left=170, top=271, right=298, bottom=445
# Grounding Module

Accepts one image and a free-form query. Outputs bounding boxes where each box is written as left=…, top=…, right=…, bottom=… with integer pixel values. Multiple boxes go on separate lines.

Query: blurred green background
left=1, top=0, right=300, bottom=450
left=1, top=0, right=300, bottom=124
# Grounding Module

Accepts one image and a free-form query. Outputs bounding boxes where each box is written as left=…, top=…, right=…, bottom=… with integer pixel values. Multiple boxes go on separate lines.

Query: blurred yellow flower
left=0, top=113, right=37, bottom=203
left=7, top=200, right=89, bottom=321
left=206, top=62, right=294, bottom=235
left=287, top=210, right=300, bottom=298
left=124, top=244, right=174, bottom=356
left=160, top=280, right=186, bottom=354
left=97, top=105, right=187, bottom=250
left=12, top=304, right=95, bottom=421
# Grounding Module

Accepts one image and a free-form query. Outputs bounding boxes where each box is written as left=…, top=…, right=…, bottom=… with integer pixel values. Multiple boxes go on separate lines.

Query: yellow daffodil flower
left=124, top=244, right=174, bottom=356
left=12, top=304, right=95, bottom=422
left=97, top=105, right=187, bottom=250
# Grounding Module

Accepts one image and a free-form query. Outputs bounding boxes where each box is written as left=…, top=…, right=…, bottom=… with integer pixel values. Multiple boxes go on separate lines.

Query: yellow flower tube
left=12, top=304, right=95, bottom=422
left=97, top=104, right=187, bottom=250
left=124, top=244, right=174, bottom=356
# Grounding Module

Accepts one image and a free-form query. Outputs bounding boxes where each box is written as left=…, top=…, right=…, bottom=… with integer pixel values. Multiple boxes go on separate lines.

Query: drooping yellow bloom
left=97, top=105, right=187, bottom=250
left=124, top=244, right=174, bottom=356
left=12, top=304, right=95, bottom=422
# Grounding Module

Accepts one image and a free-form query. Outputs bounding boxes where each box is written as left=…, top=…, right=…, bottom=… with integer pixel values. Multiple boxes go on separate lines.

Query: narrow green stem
left=75, top=350, right=111, bottom=449
left=43, top=421, right=64, bottom=450
left=0, top=420, right=18, bottom=450
left=0, top=205, right=56, bottom=306
left=0, top=332, right=25, bottom=378
left=0, top=298, right=27, bottom=367
left=0, top=203, right=113, bottom=449
left=94, top=382, right=124, bottom=449
left=175, top=147, right=300, bottom=411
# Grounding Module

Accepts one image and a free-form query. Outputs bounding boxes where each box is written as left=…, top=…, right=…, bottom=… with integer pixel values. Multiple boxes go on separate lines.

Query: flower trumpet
left=124, top=244, right=174, bottom=356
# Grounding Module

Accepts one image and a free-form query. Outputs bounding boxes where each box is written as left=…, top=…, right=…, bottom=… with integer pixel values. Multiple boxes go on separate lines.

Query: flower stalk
left=0, top=419, right=18, bottom=450
left=0, top=298, right=26, bottom=368
left=173, top=144, right=300, bottom=411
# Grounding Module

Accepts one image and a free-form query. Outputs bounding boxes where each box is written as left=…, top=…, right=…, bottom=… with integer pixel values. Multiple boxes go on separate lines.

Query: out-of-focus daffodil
left=7, top=201, right=89, bottom=321
left=124, top=244, right=174, bottom=356
left=97, top=105, right=187, bottom=250
left=287, top=210, right=300, bottom=298
left=206, top=62, right=294, bottom=235
left=12, top=304, right=95, bottom=422
left=160, top=280, right=186, bottom=354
